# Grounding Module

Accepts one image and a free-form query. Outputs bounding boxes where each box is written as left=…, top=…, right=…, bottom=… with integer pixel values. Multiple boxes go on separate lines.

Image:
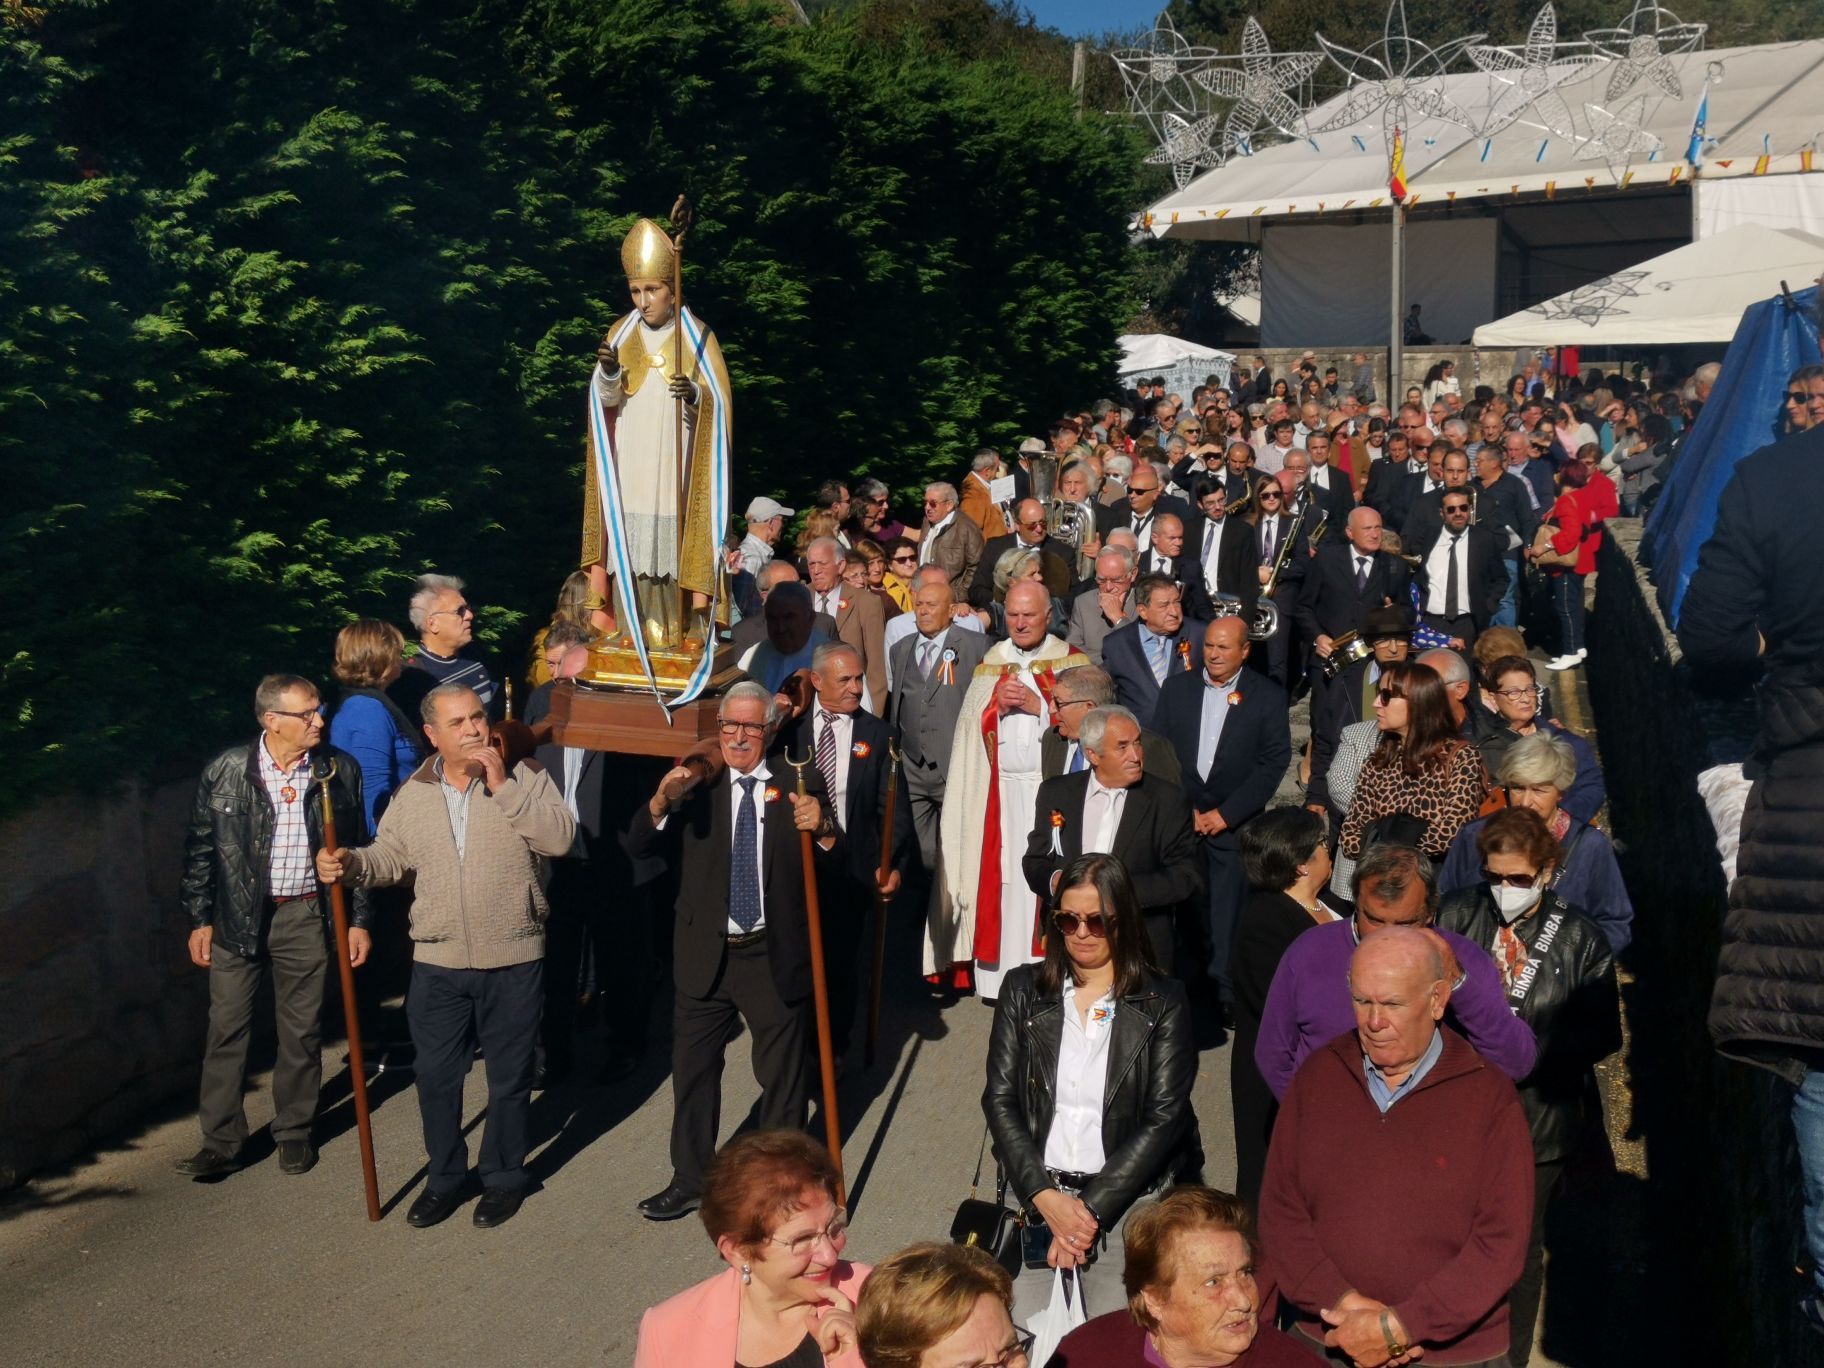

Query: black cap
left=1361, top=604, right=1415, bottom=639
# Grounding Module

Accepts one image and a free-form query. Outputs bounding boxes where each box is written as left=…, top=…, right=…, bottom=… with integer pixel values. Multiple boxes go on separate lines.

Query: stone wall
left=0, top=778, right=207, bottom=1189
left=1587, top=523, right=1821, bottom=1365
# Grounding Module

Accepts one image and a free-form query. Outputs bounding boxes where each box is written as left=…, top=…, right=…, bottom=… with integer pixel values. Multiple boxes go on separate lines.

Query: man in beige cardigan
left=317, top=682, right=574, bottom=1230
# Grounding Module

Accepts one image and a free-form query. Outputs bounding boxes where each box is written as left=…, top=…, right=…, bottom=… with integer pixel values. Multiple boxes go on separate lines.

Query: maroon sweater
left=1258, top=1028, right=1533, bottom=1365
left=1048, top=1311, right=1310, bottom=1367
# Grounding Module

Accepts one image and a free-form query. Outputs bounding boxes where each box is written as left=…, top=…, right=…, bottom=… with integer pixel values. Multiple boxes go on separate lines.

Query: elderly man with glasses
left=627, top=680, right=838, bottom=1221
left=389, top=572, right=498, bottom=723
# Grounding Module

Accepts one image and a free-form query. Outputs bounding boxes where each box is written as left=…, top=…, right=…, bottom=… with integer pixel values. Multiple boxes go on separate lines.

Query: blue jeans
left=1492, top=555, right=1520, bottom=629
left=1551, top=570, right=1586, bottom=655
left=1795, top=1070, right=1824, bottom=1292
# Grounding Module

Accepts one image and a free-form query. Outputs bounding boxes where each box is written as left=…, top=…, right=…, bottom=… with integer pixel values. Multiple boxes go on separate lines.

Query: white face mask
left=1491, top=881, right=1543, bottom=924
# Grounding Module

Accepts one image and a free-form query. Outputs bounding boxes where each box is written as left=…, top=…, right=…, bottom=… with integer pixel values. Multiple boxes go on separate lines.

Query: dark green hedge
left=0, top=0, right=1141, bottom=812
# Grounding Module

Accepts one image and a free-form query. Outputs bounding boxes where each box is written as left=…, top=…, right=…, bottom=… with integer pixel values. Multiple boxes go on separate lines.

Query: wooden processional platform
left=543, top=649, right=745, bottom=757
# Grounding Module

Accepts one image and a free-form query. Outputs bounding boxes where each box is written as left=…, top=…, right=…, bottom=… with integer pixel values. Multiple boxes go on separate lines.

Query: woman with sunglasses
left=1435, top=806, right=1619, bottom=1368
left=1335, top=661, right=1485, bottom=901
left=634, top=1129, right=867, bottom=1367
left=1440, top=732, right=1633, bottom=954
left=982, top=854, right=1201, bottom=1322
left=1782, top=363, right=1824, bottom=435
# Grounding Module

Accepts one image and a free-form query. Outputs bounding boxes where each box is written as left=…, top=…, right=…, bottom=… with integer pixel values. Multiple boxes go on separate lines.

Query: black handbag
left=949, top=1126, right=1022, bottom=1275
left=1362, top=810, right=1428, bottom=851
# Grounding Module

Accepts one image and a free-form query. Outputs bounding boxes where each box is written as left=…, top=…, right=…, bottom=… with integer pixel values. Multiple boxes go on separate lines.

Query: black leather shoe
left=277, top=1140, right=318, bottom=1175
left=598, top=1052, right=640, bottom=1085
left=406, top=1184, right=469, bottom=1228
left=473, top=1186, right=526, bottom=1229
left=174, top=1147, right=242, bottom=1178
left=638, top=1183, right=702, bottom=1221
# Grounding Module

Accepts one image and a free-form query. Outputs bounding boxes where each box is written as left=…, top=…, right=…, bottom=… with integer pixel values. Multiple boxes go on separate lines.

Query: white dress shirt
left=1308, top=463, right=1335, bottom=493
left=659, top=762, right=776, bottom=932
left=1131, top=509, right=1156, bottom=553
left=1082, top=773, right=1128, bottom=854
left=814, top=588, right=844, bottom=619
left=1199, top=515, right=1230, bottom=595
left=812, top=707, right=854, bottom=831
left=1043, top=983, right=1114, bottom=1172
left=883, top=613, right=983, bottom=689
left=1423, top=529, right=1470, bottom=616
left=918, top=511, right=957, bottom=565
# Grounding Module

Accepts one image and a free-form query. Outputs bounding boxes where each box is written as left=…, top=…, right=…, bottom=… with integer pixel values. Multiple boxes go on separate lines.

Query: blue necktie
left=730, top=777, right=761, bottom=932
left=1146, top=633, right=1169, bottom=684
left=1068, top=745, right=1086, bottom=774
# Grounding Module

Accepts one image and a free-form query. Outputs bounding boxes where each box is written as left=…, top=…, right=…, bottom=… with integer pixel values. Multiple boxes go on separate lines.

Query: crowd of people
left=173, top=346, right=1741, bottom=1366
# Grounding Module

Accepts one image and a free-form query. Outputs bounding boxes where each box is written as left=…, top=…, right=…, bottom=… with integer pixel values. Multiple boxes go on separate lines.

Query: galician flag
left=1389, top=126, right=1409, bottom=200
left=1686, top=89, right=1709, bottom=166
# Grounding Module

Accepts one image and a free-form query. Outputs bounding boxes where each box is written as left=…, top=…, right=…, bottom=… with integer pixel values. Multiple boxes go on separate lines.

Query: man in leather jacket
left=175, top=674, right=372, bottom=1180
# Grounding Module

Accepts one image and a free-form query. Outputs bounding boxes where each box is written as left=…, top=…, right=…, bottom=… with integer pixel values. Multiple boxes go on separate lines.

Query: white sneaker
left=1545, top=654, right=1579, bottom=671
left=1575, top=647, right=1588, bottom=661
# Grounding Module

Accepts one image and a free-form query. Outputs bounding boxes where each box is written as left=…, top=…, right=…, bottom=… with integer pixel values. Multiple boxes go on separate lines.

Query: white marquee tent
left=1144, top=40, right=1824, bottom=347
left=1472, top=224, right=1824, bottom=346
left=1118, top=332, right=1236, bottom=392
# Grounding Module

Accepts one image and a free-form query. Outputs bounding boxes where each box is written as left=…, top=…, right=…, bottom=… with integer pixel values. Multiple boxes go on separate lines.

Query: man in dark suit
left=1247, top=474, right=1311, bottom=689
left=967, top=497, right=1074, bottom=608
left=1103, top=574, right=1208, bottom=722
left=1153, top=616, right=1292, bottom=1020
left=780, top=642, right=913, bottom=1061
left=1021, top=706, right=1203, bottom=970
left=888, top=570, right=992, bottom=877
left=1294, top=506, right=1411, bottom=694
left=1400, top=447, right=1473, bottom=550
left=1041, top=663, right=1181, bottom=788
left=627, top=681, right=839, bottom=1221
left=1108, top=459, right=1192, bottom=561
left=1362, top=432, right=1422, bottom=526
left=1185, top=477, right=1261, bottom=625
left=1297, top=432, right=1356, bottom=532
left=528, top=636, right=658, bottom=1085
left=1412, top=488, right=1507, bottom=655
left=1472, top=444, right=1537, bottom=629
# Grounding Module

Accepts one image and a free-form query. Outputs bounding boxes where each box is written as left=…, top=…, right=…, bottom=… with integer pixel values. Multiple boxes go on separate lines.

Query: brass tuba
left=1030, top=454, right=1096, bottom=556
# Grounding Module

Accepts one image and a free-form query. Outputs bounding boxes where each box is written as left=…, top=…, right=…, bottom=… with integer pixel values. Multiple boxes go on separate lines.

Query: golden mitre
left=621, top=218, right=676, bottom=283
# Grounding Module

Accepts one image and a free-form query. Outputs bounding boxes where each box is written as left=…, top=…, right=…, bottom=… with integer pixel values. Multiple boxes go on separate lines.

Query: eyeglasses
left=1492, top=685, right=1538, bottom=700
left=965, top=1329, right=1037, bottom=1368
left=1374, top=688, right=1405, bottom=703
left=428, top=604, right=475, bottom=620
left=1055, top=696, right=1094, bottom=711
left=1442, top=502, right=1471, bottom=512
left=268, top=705, right=326, bottom=723
left=767, top=1208, right=850, bottom=1257
left=1786, top=391, right=1808, bottom=405
left=1094, top=575, right=1130, bottom=588
left=1481, top=868, right=1540, bottom=889
left=718, top=721, right=767, bottom=738
left=1258, top=491, right=1282, bottom=501
left=891, top=553, right=917, bottom=565
left=1053, top=910, right=1111, bottom=938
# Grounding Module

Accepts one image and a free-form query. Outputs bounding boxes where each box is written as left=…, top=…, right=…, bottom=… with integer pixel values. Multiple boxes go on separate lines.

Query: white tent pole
left=1390, top=202, right=1404, bottom=405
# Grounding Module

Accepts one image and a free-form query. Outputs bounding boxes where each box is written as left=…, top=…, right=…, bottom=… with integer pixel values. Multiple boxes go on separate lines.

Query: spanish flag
left=1389, top=126, right=1409, bottom=201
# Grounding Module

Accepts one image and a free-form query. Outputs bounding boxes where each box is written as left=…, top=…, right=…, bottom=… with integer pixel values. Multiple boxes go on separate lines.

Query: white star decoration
left=1311, top=0, right=1483, bottom=139
left=1114, top=12, right=1223, bottom=181
left=1525, top=270, right=1650, bottom=327
left=1195, top=18, right=1322, bottom=158
left=1575, top=96, right=1663, bottom=169
left=1583, top=2, right=1706, bottom=102
left=1145, top=112, right=1223, bottom=188
left=1466, top=4, right=1604, bottom=139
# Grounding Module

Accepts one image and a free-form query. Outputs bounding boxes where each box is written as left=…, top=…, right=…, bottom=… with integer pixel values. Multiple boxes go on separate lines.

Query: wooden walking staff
left=864, top=740, right=901, bottom=1068
left=785, top=749, right=845, bottom=1199
left=669, top=194, right=694, bottom=549
left=315, top=759, right=382, bottom=1222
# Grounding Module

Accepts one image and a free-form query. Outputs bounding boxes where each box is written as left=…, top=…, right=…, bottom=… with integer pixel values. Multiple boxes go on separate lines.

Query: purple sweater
left=1254, top=919, right=1536, bottom=1099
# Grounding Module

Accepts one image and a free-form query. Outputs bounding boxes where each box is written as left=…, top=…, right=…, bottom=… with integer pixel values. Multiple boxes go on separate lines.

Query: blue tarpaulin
left=1646, top=283, right=1821, bottom=628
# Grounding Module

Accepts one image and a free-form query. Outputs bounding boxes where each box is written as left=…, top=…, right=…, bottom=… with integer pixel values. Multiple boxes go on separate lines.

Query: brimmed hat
left=1362, top=604, right=1415, bottom=639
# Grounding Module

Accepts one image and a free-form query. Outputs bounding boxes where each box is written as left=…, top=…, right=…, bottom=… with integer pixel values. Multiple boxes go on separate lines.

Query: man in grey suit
left=887, top=571, right=991, bottom=876
left=1040, top=664, right=1181, bottom=790
left=1064, top=546, right=1137, bottom=665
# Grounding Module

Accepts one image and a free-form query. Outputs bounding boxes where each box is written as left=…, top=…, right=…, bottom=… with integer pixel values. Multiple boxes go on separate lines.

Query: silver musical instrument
left=1248, top=481, right=1310, bottom=642
left=1319, top=628, right=1375, bottom=680
left=1029, top=453, right=1096, bottom=561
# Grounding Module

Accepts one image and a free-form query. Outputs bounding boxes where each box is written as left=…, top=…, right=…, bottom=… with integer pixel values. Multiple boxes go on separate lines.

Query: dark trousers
left=1551, top=570, right=1587, bottom=655
left=669, top=936, right=811, bottom=1191
left=823, top=878, right=871, bottom=1059
left=1201, top=842, right=1246, bottom=1001
left=1509, top=1156, right=1565, bottom=1366
left=198, top=897, right=329, bottom=1152
left=540, top=859, right=596, bottom=1075
left=1142, top=909, right=1174, bottom=978
left=407, top=958, right=542, bottom=1193
left=1421, top=610, right=1479, bottom=656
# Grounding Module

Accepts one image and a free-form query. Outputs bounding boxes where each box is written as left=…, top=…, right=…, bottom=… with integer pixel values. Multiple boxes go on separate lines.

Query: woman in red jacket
left=1533, top=447, right=1616, bottom=671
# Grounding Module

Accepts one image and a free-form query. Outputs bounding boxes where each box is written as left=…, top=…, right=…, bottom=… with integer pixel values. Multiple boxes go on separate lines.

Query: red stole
left=971, top=662, right=1063, bottom=964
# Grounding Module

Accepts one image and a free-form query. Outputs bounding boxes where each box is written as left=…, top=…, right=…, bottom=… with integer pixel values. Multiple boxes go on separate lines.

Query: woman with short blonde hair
left=857, top=1242, right=1020, bottom=1368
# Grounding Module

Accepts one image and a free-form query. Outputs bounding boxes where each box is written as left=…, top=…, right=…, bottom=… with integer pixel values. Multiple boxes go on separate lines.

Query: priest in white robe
left=935, top=580, right=1090, bottom=998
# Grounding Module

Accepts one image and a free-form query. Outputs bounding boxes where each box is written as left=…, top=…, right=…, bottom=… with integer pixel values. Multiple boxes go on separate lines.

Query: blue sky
left=1021, top=0, right=1166, bottom=40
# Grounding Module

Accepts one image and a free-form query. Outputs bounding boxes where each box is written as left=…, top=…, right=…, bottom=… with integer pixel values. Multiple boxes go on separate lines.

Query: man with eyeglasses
left=969, top=497, right=1075, bottom=609
left=1112, top=461, right=1192, bottom=559
left=628, top=680, right=835, bottom=1220
left=1041, top=663, right=1180, bottom=787
left=390, top=572, right=498, bottom=724
left=917, top=480, right=986, bottom=591
left=1065, top=547, right=1138, bottom=666
left=176, top=673, right=372, bottom=1182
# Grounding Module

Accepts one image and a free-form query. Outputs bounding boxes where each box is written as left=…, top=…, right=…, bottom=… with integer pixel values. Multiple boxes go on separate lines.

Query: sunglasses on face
left=1052, top=911, right=1111, bottom=938
left=1482, top=868, right=1540, bottom=889
left=1375, top=687, right=1406, bottom=703
left=1787, top=392, right=1808, bottom=405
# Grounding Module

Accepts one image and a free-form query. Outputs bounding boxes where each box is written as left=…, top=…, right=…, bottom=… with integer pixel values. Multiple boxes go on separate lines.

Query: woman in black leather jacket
left=1436, top=806, right=1620, bottom=1368
left=982, top=853, right=1201, bottom=1319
